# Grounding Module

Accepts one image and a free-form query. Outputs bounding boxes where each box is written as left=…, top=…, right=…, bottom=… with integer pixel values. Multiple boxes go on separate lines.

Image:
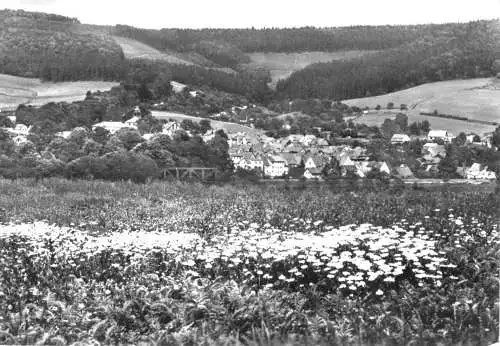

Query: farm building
left=395, top=164, right=415, bottom=179
left=92, top=121, right=136, bottom=134
left=428, top=130, right=455, bottom=143
left=391, top=134, right=411, bottom=144
left=170, top=81, right=187, bottom=93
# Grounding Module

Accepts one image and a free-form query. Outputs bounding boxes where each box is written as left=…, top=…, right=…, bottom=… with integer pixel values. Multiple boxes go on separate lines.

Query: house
left=423, top=143, right=446, bottom=158
left=421, top=143, right=446, bottom=168
left=162, top=121, right=181, bottom=136
left=304, top=155, right=327, bottom=170
left=170, top=81, right=187, bottom=93
left=12, top=135, right=28, bottom=145
left=463, top=163, right=496, bottom=180
left=428, top=130, right=455, bottom=143
left=395, top=164, right=415, bottom=179
left=263, top=155, right=289, bottom=178
left=370, top=161, right=391, bottom=175
left=202, top=129, right=216, bottom=143
left=125, top=116, right=141, bottom=126
left=315, top=138, right=329, bottom=147
left=281, top=153, right=303, bottom=168
left=304, top=167, right=324, bottom=180
left=55, top=131, right=72, bottom=139
left=92, top=121, right=135, bottom=134
left=391, top=134, right=411, bottom=144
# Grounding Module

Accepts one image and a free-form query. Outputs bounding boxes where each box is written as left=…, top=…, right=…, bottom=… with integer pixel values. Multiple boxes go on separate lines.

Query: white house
left=465, top=163, right=496, bottom=180
left=162, top=121, right=181, bottom=136
left=263, top=155, right=288, bottom=178
left=12, top=135, right=28, bottom=145
left=92, top=121, right=136, bottom=134
left=170, top=81, right=187, bottom=93
left=428, top=130, right=455, bottom=143
left=391, top=134, right=410, bottom=144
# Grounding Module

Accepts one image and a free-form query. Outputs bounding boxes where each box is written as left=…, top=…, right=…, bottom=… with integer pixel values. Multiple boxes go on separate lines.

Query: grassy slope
left=243, top=51, right=379, bottom=88
left=113, top=36, right=238, bottom=74
left=0, top=74, right=118, bottom=111
left=346, top=78, right=500, bottom=134
left=151, top=110, right=261, bottom=134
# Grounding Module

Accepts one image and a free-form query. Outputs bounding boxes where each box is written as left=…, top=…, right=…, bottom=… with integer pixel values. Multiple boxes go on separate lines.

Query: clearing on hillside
left=0, top=74, right=118, bottom=111
left=113, top=36, right=238, bottom=74
left=243, top=51, right=379, bottom=88
left=151, top=111, right=260, bottom=135
left=113, top=36, right=198, bottom=65
left=346, top=78, right=500, bottom=134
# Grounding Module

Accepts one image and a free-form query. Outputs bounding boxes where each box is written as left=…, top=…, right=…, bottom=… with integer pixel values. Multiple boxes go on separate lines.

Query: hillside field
left=151, top=110, right=261, bottom=134
left=243, top=51, right=379, bottom=88
left=345, top=78, right=500, bottom=134
left=0, top=74, right=118, bottom=111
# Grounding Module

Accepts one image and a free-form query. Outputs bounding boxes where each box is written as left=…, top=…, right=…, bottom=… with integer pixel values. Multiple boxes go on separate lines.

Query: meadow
left=0, top=178, right=498, bottom=345
left=345, top=78, right=500, bottom=134
left=0, top=74, right=118, bottom=111
left=243, top=51, right=378, bottom=89
left=353, top=111, right=497, bottom=135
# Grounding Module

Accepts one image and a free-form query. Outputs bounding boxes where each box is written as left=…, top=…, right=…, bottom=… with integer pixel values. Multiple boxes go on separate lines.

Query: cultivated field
left=152, top=110, right=261, bottom=134
left=0, top=178, right=498, bottom=345
left=0, top=74, right=118, bottom=111
left=353, top=111, right=497, bottom=135
left=345, top=78, right=500, bottom=133
left=243, top=51, right=379, bottom=88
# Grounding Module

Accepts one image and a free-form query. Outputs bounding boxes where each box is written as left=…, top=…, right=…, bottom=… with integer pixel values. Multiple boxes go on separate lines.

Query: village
left=0, top=79, right=497, bottom=183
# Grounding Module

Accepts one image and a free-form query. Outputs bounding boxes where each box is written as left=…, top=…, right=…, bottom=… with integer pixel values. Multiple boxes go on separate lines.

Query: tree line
left=276, top=20, right=500, bottom=100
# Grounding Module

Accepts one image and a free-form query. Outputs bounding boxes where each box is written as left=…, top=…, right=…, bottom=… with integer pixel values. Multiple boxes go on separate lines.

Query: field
left=0, top=74, right=118, bottom=111
left=345, top=78, right=500, bottom=134
left=0, top=178, right=498, bottom=345
left=353, top=111, right=497, bottom=135
left=243, top=51, right=379, bottom=88
left=113, top=36, right=198, bottom=66
left=152, top=110, right=261, bottom=134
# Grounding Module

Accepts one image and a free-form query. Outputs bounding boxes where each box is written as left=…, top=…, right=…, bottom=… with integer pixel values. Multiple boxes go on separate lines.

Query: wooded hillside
left=276, top=20, right=500, bottom=100
left=0, top=9, right=126, bottom=81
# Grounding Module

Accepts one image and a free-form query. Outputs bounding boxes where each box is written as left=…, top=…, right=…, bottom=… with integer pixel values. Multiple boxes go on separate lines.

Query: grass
left=345, top=78, right=500, bottom=134
left=113, top=36, right=238, bottom=74
left=0, top=73, right=118, bottom=111
left=353, top=111, right=497, bottom=135
left=243, top=51, right=379, bottom=88
left=0, top=178, right=498, bottom=345
left=152, top=110, right=262, bottom=134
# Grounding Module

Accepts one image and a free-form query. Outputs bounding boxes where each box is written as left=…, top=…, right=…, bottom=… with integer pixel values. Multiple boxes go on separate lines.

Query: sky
left=2, top=0, right=500, bottom=29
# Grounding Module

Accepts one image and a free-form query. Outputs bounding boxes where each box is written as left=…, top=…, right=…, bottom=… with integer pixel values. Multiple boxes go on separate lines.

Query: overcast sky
left=2, top=0, right=500, bottom=29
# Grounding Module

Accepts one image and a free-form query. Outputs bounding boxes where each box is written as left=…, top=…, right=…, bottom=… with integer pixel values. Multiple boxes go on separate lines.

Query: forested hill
left=276, top=20, right=500, bottom=100
left=0, top=9, right=126, bottom=81
left=113, top=23, right=459, bottom=53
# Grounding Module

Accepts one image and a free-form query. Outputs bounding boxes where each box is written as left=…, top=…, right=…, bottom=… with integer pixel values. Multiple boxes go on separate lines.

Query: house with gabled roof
left=391, top=134, right=411, bottom=144
left=304, top=155, right=327, bottom=170
left=281, top=153, right=303, bottom=168
left=428, top=130, right=455, bottom=143
left=263, top=155, right=289, bottom=178
left=395, top=164, right=415, bottom=179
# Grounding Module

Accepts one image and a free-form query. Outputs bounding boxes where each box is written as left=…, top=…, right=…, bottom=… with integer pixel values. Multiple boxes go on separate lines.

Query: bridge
left=162, top=167, right=218, bottom=181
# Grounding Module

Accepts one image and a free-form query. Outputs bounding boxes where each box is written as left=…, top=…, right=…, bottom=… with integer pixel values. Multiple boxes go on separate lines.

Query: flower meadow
left=0, top=179, right=499, bottom=345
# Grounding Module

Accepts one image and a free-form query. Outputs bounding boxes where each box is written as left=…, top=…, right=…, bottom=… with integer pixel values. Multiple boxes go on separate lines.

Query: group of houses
left=229, top=128, right=497, bottom=181
left=228, top=132, right=392, bottom=180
